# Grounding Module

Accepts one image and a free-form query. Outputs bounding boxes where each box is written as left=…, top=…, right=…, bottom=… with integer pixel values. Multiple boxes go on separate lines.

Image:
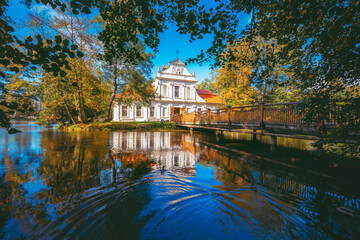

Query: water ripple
left=33, top=169, right=342, bottom=240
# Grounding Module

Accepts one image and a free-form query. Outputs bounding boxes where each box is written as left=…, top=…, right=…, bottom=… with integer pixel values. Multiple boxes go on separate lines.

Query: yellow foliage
left=215, top=45, right=256, bottom=107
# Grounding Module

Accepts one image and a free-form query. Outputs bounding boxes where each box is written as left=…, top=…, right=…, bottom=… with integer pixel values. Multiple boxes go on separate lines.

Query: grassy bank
left=58, top=121, right=175, bottom=131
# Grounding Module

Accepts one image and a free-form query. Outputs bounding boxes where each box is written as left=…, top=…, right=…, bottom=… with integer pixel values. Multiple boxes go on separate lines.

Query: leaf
left=63, top=39, right=69, bottom=47
left=81, top=6, right=91, bottom=14
left=60, top=70, right=67, bottom=77
left=10, top=66, right=19, bottom=73
left=70, top=44, right=78, bottom=50
left=76, top=51, right=84, bottom=58
left=55, top=35, right=62, bottom=44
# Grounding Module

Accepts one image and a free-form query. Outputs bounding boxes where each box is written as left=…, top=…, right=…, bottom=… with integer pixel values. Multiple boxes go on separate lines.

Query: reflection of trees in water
left=37, top=133, right=111, bottom=202
left=0, top=157, right=49, bottom=237
left=198, top=148, right=251, bottom=185
left=198, top=147, right=360, bottom=238
left=112, top=152, right=155, bottom=180
left=0, top=132, right=112, bottom=237
left=228, top=132, right=315, bottom=151
left=0, top=131, right=157, bottom=238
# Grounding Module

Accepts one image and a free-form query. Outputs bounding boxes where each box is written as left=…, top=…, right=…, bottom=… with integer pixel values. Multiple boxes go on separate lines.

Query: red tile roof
left=196, top=89, right=222, bottom=104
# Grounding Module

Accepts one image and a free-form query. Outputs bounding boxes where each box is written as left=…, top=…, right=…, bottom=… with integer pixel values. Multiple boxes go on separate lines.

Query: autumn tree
left=231, top=0, right=360, bottom=156
left=214, top=42, right=256, bottom=107
left=24, top=4, right=107, bottom=124
left=4, top=73, right=39, bottom=118
left=0, top=0, right=85, bottom=130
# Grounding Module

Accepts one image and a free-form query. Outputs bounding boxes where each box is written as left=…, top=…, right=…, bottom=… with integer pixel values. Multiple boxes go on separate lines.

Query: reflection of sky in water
left=0, top=125, right=43, bottom=174
left=189, top=163, right=222, bottom=187
left=0, top=124, right=359, bottom=239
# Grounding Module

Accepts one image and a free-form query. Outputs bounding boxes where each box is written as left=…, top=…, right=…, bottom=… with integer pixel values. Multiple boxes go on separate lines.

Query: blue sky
left=7, top=0, right=251, bottom=84
left=150, top=22, right=215, bottom=82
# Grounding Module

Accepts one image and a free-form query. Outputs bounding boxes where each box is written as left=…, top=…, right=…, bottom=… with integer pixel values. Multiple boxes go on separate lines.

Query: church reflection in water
left=110, top=131, right=198, bottom=177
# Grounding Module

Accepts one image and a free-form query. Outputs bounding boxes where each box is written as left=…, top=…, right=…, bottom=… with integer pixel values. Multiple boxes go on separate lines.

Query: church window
left=163, top=85, right=167, bottom=97
left=122, top=106, right=128, bottom=117
left=186, top=86, right=191, bottom=99
left=174, top=86, right=180, bottom=98
left=136, top=106, right=142, bottom=117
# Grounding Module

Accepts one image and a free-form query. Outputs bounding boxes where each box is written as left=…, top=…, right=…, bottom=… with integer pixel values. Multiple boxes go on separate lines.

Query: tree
left=23, top=0, right=242, bottom=65
left=214, top=43, right=256, bottom=107
left=37, top=58, right=107, bottom=125
left=197, top=70, right=217, bottom=93
left=103, top=43, right=154, bottom=122
left=0, top=0, right=83, bottom=130
left=24, top=3, right=107, bottom=124
left=3, top=73, right=39, bottom=118
left=215, top=64, right=256, bottom=107
left=2, top=0, right=243, bottom=129
left=231, top=0, right=359, bottom=157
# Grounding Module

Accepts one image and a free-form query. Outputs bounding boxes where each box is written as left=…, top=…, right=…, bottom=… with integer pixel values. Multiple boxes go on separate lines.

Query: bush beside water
left=57, top=121, right=175, bottom=131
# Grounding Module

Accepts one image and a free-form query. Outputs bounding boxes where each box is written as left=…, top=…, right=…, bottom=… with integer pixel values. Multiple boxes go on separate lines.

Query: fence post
left=227, top=106, right=231, bottom=127
left=207, top=109, right=211, bottom=125
left=259, top=101, right=264, bottom=129
left=197, top=109, right=201, bottom=124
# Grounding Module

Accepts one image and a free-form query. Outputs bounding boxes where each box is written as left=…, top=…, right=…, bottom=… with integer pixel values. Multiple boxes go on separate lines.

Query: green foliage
left=214, top=43, right=257, bottom=106
left=0, top=66, right=39, bottom=129
left=261, top=86, right=304, bottom=103
left=101, top=41, right=154, bottom=121
left=38, top=58, right=108, bottom=125
left=28, top=0, right=242, bottom=66
left=197, top=70, right=218, bottom=93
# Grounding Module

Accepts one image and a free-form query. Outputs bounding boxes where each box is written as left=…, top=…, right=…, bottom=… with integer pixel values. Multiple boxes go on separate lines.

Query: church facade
left=113, top=59, right=222, bottom=122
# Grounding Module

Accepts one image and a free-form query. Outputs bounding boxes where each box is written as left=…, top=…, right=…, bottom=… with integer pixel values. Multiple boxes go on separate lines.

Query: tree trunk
left=79, top=87, right=87, bottom=122
left=77, top=90, right=84, bottom=123
left=105, top=63, right=118, bottom=122
left=262, top=78, right=268, bottom=102
left=63, top=98, right=77, bottom=124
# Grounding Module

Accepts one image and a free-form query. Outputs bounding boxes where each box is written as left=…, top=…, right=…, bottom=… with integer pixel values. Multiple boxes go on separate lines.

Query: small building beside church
left=113, top=58, right=222, bottom=122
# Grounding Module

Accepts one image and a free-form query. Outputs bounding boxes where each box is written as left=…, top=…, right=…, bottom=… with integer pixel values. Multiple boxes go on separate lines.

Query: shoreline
left=57, top=121, right=175, bottom=131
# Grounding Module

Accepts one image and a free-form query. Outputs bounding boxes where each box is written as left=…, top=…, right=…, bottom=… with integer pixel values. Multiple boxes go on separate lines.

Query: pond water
left=1, top=123, right=360, bottom=239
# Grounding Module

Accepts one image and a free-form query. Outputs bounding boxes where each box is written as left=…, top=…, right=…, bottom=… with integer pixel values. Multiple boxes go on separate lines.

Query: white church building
left=113, top=58, right=222, bottom=122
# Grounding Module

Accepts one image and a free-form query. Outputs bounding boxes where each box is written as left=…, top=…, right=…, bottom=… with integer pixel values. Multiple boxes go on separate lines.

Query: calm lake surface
left=1, top=123, right=360, bottom=239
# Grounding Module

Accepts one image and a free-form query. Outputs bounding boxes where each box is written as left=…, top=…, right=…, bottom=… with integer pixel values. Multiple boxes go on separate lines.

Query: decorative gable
left=168, top=58, right=186, bottom=67
left=157, top=58, right=195, bottom=80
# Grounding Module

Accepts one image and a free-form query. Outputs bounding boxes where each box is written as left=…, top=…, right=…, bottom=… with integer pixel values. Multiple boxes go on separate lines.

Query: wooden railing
left=170, top=101, right=359, bottom=128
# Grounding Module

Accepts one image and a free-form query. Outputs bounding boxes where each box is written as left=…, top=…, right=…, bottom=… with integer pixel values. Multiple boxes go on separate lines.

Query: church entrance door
left=173, top=108, right=181, bottom=114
